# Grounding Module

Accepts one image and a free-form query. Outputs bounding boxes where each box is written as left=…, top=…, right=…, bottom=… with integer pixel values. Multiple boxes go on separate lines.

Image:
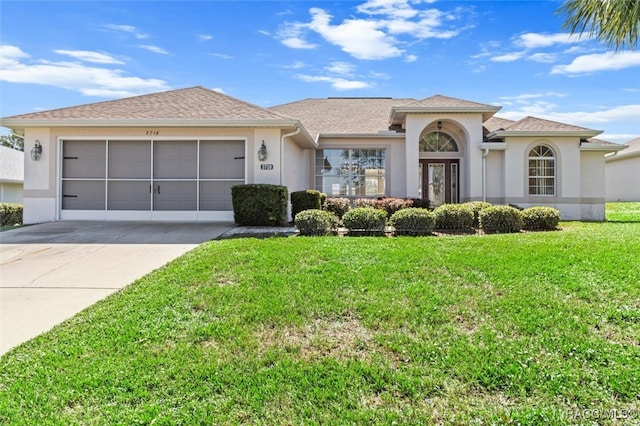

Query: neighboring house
left=0, top=144, right=24, bottom=204
left=605, top=137, right=640, bottom=202
left=0, top=87, right=623, bottom=224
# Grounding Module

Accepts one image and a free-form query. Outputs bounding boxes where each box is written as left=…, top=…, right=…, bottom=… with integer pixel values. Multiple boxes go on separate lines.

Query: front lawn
left=607, top=202, right=640, bottom=222
left=1, top=222, right=639, bottom=424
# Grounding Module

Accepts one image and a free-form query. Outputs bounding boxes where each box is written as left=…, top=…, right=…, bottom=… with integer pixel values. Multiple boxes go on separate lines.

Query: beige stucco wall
left=485, top=150, right=504, bottom=203
left=0, top=182, right=23, bottom=203
left=405, top=113, right=484, bottom=201
left=606, top=155, right=640, bottom=202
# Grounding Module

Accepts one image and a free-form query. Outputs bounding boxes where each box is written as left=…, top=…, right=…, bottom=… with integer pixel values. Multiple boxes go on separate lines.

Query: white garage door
left=60, top=139, right=245, bottom=220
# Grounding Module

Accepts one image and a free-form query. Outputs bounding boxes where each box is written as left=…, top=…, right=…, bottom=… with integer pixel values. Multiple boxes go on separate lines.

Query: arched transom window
left=420, top=132, right=458, bottom=152
left=528, top=145, right=555, bottom=196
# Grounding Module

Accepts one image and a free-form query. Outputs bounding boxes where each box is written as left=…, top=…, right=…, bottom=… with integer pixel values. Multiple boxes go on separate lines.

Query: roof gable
left=403, top=94, right=499, bottom=109
left=2, top=86, right=291, bottom=122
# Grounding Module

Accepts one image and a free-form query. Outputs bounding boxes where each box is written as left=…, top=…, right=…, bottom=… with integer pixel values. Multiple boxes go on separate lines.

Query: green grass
left=1, top=223, right=639, bottom=425
left=606, top=202, right=640, bottom=222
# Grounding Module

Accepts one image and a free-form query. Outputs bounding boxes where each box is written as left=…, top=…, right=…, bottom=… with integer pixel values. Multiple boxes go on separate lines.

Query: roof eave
left=605, top=149, right=640, bottom=162
left=580, top=142, right=627, bottom=152
left=487, top=130, right=602, bottom=139
left=318, top=132, right=406, bottom=139
left=0, top=118, right=302, bottom=129
left=390, top=106, right=502, bottom=124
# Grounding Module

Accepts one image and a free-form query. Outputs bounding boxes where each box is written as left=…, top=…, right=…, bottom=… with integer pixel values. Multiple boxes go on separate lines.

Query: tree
left=0, top=133, right=24, bottom=151
left=559, top=0, right=640, bottom=50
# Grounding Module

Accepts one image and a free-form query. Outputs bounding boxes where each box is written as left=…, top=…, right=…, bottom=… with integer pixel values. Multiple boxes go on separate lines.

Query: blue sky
left=1, top=0, right=639, bottom=142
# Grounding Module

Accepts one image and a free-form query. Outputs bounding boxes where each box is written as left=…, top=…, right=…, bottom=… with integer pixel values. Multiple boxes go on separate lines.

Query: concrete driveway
left=0, top=221, right=234, bottom=356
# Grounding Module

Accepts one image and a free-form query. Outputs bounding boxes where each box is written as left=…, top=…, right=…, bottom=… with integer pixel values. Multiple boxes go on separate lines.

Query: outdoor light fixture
left=30, top=140, right=42, bottom=161
left=258, top=140, right=268, bottom=161
left=437, top=121, right=443, bottom=130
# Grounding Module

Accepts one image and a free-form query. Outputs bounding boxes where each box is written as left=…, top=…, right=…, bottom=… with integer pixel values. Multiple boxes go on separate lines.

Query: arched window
left=528, top=145, right=555, bottom=196
left=420, top=132, right=458, bottom=152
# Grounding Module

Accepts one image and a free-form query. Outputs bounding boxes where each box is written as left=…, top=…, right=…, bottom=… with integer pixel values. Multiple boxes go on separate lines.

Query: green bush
left=522, top=206, right=561, bottom=231
left=480, top=205, right=523, bottom=234
left=291, top=190, right=323, bottom=221
left=294, top=209, right=339, bottom=236
left=353, top=197, right=413, bottom=216
left=342, top=207, right=387, bottom=236
left=324, top=197, right=351, bottom=219
left=434, top=204, right=474, bottom=230
left=231, top=184, right=288, bottom=226
left=389, top=208, right=434, bottom=236
left=464, top=201, right=493, bottom=228
left=0, top=203, right=22, bottom=226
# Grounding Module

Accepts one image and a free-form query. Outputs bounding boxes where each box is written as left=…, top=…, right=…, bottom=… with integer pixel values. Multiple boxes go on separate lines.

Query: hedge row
left=0, top=203, right=22, bottom=226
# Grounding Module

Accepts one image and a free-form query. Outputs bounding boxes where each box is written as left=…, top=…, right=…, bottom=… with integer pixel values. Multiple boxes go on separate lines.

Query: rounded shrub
left=323, top=197, right=351, bottom=219
left=389, top=208, right=434, bottom=236
left=0, top=203, right=23, bottom=226
left=433, top=204, right=474, bottom=230
left=294, top=209, right=339, bottom=236
left=342, top=207, right=387, bottom=236
left=479, top=205, right=523, bottom=233
left=521, top=206, right=561, bottom=231
left=464, top=201, right=493, bottom=228
left=231, top=184, right=288, bottom=226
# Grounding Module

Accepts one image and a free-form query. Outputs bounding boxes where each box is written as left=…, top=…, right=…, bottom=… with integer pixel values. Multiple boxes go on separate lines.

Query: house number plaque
left=260, top=164, right=274, bottom=170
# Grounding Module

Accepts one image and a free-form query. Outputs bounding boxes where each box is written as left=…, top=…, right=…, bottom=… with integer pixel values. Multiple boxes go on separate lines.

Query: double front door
left=419, top=159, right=459, bottom=208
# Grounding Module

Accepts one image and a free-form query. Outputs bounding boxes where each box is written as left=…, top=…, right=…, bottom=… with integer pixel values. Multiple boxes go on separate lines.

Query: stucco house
left=605, top=137, right=640, bottom=202
left=0, top=145, right=24, bottom=204
left=0, top=86, right=623, bottom=224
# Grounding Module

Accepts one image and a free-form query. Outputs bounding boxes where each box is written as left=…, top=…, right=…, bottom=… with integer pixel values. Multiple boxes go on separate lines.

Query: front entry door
left=419, top=159, right=459, bottom=208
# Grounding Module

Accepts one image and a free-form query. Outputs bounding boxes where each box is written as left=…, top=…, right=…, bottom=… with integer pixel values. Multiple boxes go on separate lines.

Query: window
left=420, top=132, right=458, bottom=152
left=315, top=149, right=386, bottom=197
left=528, top=145, right=555, bottom=196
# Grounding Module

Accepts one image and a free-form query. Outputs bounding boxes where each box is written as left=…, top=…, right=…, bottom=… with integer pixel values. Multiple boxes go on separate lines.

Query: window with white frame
left=315, top=149, right=386, bottom=197
left=528, top=145, right=555, bottom=196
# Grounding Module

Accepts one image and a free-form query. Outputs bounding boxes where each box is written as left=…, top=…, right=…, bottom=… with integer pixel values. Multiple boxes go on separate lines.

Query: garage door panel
left=109, top=141, right=151, bottom=179
left=153, top=181, right=197, bottom=211
left=200, top=141, right=245, bottom=179
left=154, top=141, right=197, bottom=179
left=63, top=141, right=106, bottom=179
left=108, top=181, right=151, bottom=210
left=199, top=181, right=235, bottom=211
left=62, top=181, right=105, bottom=210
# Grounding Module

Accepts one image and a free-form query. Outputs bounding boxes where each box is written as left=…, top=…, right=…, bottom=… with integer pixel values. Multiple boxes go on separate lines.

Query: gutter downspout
left=280, top=127, right=301, bottom=185
left=482, top=148, right=490, bottom=202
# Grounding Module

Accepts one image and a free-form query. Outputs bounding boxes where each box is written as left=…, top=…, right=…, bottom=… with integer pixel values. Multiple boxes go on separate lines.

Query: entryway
left=418, top=159, right=459, bottom=208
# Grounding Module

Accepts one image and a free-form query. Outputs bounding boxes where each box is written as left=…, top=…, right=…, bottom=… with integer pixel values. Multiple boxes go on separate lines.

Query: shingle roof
left=2, top=86, right=290, bottom=121
left=269, top=97, right=415, bottom=140
left=502, top=116, right=596, bottom=132
left=483, top=116, right=516, bottom=133
left=0, top=145, right=24, bottom=183
left=403, top=94, right=499, bottom=109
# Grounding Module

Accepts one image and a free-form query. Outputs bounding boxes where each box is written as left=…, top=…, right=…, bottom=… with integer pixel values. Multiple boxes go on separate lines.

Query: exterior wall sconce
left=437, top=121, right=443, bottom=130
left=258, top=140, right=268, bottom=161
left=30, top=140, right=43, bottom=161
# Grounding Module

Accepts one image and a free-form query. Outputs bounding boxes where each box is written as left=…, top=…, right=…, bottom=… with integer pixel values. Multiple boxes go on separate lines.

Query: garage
left=60, top=138, right=245, bottom=220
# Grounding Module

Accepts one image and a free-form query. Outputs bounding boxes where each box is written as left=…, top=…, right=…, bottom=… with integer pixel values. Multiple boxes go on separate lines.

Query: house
left=0, top=86, right=624, bottom=224
left=605, top=137, right=640, bottom=202
left=0, top=144, right=24, bottom=204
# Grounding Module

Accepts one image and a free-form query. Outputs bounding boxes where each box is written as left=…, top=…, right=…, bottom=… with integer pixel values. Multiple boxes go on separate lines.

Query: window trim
left=315, top=148, right=387, bottom=197
left=527, top=144, right=556, bottom=196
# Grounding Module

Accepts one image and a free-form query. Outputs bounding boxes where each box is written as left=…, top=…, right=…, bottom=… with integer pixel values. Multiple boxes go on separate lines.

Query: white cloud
left=515, top=32, right=584, bottom=49
left=211, top=87, right=225, bottom=93
left=499, top=92, right=566, bottom=103
left=325, top=61, right=356, bottom=75
left=308, top=7, right=403, bottom=60
left=278, top=22, right=317, bottom=49
left=490, top=51, right=527, bottom=62
left=138, top=45, right=170, bottom=55
left=357, top=0, right=419, bottom=19
left=105, top=24, right=148, bottom=39
left=599, top=133, right=640, bottom=143
left=404, top=54, right=418, bottom=63
left=54, top=50, right=124, bottom=65
left=369, top=70, right=390, bottom=79
left=551, top=51, right=640, bottom=75
left=197, top=34, right=213, bottom=41
left=296, top=74, right=372, bottom=90
left=0, top=44, right=170, bottom=98
left=211, top=53, right=233, bottom=60
left=527, top=52, right=556, bottom=63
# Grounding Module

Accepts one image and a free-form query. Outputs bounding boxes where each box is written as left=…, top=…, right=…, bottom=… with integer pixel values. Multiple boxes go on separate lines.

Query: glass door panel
left=428, top=163, right=446, bottom=207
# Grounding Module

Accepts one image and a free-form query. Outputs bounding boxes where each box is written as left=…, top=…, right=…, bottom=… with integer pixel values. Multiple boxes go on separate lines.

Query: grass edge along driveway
left=1, top=221, right=639, bottom=425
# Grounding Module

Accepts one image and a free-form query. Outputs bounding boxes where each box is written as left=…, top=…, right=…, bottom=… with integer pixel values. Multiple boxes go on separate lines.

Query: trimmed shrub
left=409, top=198, right=431, bottom=209
left=434, top=204, right=474, bottom=230
left=353, top=198, right=379, bottom=209
left=324, top=197, right=351, bottom=219
left=378, top=198, right=414, bottom=216
left=522, top=206, right=561, bottom=231
left=464, top=201, right=493, bottom=228
left=231, top=184, right=288, bottom=226
left=291, top=190, right=323, bottom=221
left=342, top=207, right=387, bottom=236
left=0, top=203, right=22, bottom=226
left=389, top=208, right=434, bottom=236
left=480, top=205, right=523, bottom=234
left=295, top=209, right=339, bottom=236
